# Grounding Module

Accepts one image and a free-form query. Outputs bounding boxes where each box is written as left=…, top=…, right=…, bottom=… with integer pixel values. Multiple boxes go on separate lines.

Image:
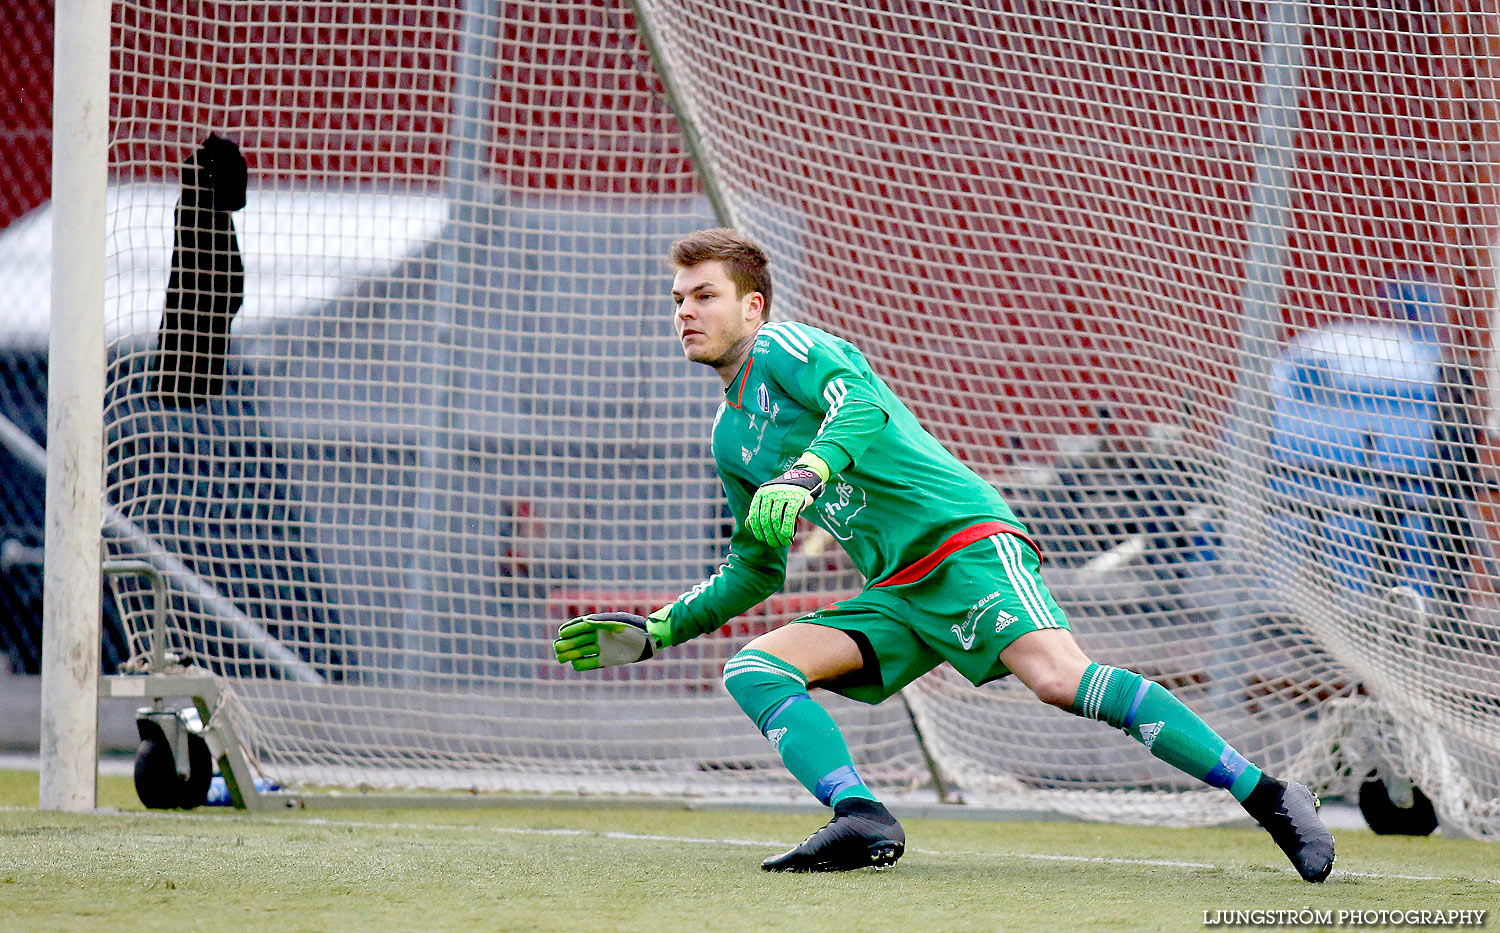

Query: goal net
left=96, top=0, right=1500, bottom=833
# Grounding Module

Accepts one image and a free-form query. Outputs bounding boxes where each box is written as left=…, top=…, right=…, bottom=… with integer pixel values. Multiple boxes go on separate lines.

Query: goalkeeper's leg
left=722, top=624, right=904, bottom=872
left=1001, top=629, right=1334, bottom=883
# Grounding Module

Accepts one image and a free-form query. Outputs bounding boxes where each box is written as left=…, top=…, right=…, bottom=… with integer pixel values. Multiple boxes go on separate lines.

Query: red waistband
left=872, top=520, right=1041, bottom=588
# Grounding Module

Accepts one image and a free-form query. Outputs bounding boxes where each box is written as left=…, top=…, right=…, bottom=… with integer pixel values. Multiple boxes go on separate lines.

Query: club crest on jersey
left=741, top=410, right=774, bottom=466
left=756, top=383, right=771, bottom=413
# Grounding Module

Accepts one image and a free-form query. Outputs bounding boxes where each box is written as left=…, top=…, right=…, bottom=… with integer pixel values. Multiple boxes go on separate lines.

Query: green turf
left=2, top=769, right=1494, bottom=932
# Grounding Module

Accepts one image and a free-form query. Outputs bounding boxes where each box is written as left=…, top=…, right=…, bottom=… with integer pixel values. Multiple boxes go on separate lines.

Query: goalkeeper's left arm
left=553, top=473, right=788, bottom=671
left=744, top=326, right=891, bottom=547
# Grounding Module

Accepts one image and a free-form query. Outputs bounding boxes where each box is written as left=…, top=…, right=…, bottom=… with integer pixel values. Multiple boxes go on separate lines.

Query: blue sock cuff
left=813, top=765, right=865, bottom=806
left=761, top=695, right=805, bottom=734
left=1121, top=680, right=1151, bottom=730
left=1205, top=747, right=1252, bottom=790
left=723, top=648, right=810, bottom=733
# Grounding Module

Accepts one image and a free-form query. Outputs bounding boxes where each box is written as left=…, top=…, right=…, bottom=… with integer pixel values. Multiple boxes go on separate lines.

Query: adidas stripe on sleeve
left=757, top=323, right=889, bottom=476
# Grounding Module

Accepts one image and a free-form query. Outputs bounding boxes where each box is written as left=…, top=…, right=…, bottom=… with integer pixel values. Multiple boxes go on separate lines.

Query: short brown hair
left=669, top=228, right=772, bottom=317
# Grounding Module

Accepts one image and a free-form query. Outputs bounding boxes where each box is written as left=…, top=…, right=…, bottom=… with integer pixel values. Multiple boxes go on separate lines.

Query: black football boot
left=1243, top=776, right=1336, bottom=882
left=761, top=798, right=905, bottom=872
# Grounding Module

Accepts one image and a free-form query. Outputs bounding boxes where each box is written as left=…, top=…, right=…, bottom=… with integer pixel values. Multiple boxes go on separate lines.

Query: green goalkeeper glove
left=553, top=606, right=673, bottom=671
left=747, top=455, right=829, bottom=547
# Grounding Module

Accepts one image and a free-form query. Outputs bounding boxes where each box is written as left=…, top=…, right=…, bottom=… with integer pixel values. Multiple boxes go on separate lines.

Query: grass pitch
left=2, top=769, right=1495, bottom=932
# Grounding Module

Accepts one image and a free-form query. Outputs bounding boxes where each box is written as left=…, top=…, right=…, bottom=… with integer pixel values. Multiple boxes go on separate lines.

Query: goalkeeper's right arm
left=553, top=536, right=786, bottom=670
left=657, top=470, right=788, bottom=647
left=659, top=541, right=786, bottom=646
left=553, top=608, right=671, bottom=671
left=552, top=473, right=787, bottom=670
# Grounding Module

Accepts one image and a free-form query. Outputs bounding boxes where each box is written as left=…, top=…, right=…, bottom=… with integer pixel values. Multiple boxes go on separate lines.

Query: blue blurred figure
left=1264, top=274, right=1485, bottom=643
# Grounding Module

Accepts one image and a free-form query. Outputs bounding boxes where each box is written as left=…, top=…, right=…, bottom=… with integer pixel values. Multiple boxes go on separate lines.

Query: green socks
left=724, top=651, right=1262, bottom=805
left=722, top=649, right=877, bottom=807
left=1071, top=662, right=1263, bottom=802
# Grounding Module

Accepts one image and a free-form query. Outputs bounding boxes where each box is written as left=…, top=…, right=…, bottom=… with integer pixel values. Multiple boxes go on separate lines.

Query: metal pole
left=627, top=0, right=733, bottom=226
left=1223, top=1, right=1309, bottom=560
left=40, top=0, right=110, bottom=812
left=1213, top=1, right=1309, bottom=712
left=898, top=692, right=956, bottom=805
left=3, top=410, right=323, bottom=684
left=401, top=0, right=499, bottom=684
left=102, top=561, right=168, bottom=670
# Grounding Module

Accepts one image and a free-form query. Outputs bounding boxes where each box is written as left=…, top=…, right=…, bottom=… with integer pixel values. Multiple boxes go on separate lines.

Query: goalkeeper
left=554, top=228, right=1335, bottom=881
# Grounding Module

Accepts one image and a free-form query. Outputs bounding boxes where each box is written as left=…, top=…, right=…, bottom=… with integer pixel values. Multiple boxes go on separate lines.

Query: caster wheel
left=1358, top=772, right=1438, bottom=836
left=133, top=728, right=213, bottom=810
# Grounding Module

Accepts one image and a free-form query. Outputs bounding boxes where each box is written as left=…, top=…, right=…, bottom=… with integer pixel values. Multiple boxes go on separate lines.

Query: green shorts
left=798, top=531, right=1070, bottom=705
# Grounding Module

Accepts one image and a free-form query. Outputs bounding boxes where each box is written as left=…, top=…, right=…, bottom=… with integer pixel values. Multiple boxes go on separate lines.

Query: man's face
left=671, top=260, right=764, bottom=368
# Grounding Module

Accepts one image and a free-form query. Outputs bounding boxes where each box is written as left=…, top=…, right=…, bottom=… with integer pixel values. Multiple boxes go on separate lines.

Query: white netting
left=100, top=0, right=925, bottom=802
left=639, top=0, right=1500, bottom=833
left=94, top=0, right=1500, bottom=832
left=0, top=0, right=61, bottom=672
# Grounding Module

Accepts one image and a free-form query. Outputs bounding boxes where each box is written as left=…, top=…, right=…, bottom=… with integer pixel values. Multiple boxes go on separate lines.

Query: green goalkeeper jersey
left=665, top=320, right=1033, bottom=646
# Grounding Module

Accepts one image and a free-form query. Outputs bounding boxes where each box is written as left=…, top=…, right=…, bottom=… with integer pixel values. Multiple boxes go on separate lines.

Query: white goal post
left=39, top=0, right=109, bottom=812
left=39, top=1, right=1500, bottom=836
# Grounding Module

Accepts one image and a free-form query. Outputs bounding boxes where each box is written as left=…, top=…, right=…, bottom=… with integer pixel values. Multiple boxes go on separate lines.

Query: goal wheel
left=1358, top=772, right=1438, bottom=836
left=133, top=724, right=213, bottom=810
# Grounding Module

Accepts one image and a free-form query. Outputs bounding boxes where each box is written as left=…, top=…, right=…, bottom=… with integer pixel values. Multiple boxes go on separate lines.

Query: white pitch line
left=11, top=808, right=1498, bottom=885
left=286, top=816, right=1500, bottom=885
left=904, top=846, right=1497, bottom=885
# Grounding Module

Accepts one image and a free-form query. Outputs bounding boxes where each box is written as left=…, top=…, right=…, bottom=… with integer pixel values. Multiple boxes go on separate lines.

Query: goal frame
left=42, top=0, right=776, bottom=814
left=41, top=1, right=1498, bottom=831
left=40, top=0, right=109, bottom=812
